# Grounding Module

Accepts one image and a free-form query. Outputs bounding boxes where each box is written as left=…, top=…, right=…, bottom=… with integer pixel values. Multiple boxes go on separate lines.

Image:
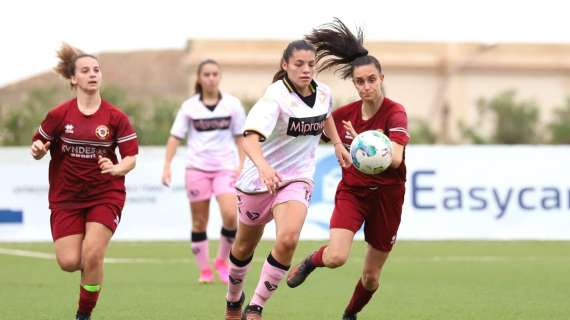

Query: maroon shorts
left=330, top=182, right=405, bottom=252
left=50, top=204, right=122, bottom=241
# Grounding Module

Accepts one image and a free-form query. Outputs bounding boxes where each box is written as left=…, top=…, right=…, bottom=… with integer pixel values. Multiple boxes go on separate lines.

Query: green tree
left=548, top=97, right=570, bottom=144
left=461, top=90, right=540, bottom=144
left=408, top=118, right=437, bottom=144
left=1, top=86, right=67, bottom=145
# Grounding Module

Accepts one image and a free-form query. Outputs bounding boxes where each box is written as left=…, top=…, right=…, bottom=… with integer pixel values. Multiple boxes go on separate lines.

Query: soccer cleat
left=75, top=312, right=90, bottom=320
left=241, top=304, right=263, bottom=320
left=198, top=268, right=214, bottom=284
left=286, top=254, right=316, bottom=288
left=342, top=312, right=357, bottom=320
left=225, top=292, right=245, bottom=320
left=215, top=258, right=230, bottom=284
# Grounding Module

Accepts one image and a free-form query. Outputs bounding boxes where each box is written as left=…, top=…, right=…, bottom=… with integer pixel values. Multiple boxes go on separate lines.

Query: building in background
left=185, top=39, right=570, bottom=143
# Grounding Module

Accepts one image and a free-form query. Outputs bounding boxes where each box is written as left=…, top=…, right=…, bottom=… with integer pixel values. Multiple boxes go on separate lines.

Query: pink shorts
left=50, top=204, right=122, bottom=241
left=237, top=181, right=313, bottom=226
left=185, top=168, right=237, bottom=202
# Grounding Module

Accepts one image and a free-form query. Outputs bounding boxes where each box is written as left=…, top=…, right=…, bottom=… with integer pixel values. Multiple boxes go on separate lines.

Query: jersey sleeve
left=115, top=112, right=139, bottom=157
left=386, top=110, right=410, bottom=146
left=243, top=90, right=280, bottom=142
left=231, top=100, right=247, bottom=136
left=33, top=109, right=61, bottom=143
left=169, top=104, right=190, bottom=140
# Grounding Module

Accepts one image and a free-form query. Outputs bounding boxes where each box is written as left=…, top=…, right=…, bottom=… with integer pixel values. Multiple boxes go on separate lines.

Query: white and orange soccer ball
left=350, top=130, right=393, bottom=175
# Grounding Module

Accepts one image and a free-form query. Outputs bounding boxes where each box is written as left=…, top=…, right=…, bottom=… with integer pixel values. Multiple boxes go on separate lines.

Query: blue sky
left=0, top=0, right=567, bottom=86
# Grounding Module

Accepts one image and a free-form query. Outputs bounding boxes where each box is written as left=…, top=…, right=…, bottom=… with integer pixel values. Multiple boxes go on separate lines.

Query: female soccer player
left=162, top=59, right=246, bottom=284
left=286, top=19, right=410, bottom=320
left=224, top=40, right=352, bottom=320
left=30, top=43, right=138, bottom=320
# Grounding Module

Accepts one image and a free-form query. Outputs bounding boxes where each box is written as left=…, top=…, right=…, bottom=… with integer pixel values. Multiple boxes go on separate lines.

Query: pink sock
left=217, top=228, right=236, bottom=262
left=250, top=254, right=289, bottom=307
left=226, top=252, right=252, bottom=302
left=191, top=232, right=210, bottom=271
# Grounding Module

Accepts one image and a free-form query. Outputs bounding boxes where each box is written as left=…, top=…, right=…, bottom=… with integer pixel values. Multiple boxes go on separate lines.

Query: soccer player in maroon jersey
left=286, top=19, right=410, bottom=320
left=30, top=43, right=138, bottom=320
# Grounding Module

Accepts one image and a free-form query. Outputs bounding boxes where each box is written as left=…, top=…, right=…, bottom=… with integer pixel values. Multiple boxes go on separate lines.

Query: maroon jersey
left=33, top=98, right=138, bottom=210
left=331, top=97, right=409, bottom=187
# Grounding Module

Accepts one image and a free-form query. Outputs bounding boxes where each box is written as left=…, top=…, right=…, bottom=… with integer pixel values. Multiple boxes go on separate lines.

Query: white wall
left=1, top=146, right=569, bottom=241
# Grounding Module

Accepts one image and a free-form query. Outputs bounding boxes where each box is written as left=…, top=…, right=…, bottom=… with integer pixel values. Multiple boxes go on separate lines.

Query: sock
left=345, top=279, right=377, bottom=315
left=310, top=245, right=327, bottom=267
left=216, top=227, right=236, bottom=262
left=191, top=232, right=210, bottom=271
left=77, top=284, right=101, bottom=316
left=250, top=253, right=289, bottom=307
left=226, top=251, right=253, bottom=302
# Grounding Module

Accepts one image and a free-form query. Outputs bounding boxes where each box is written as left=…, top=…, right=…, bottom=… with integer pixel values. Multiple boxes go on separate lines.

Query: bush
left=461, top=90, right=540, bottom=144
left=548, top=97, right=570, bottom=144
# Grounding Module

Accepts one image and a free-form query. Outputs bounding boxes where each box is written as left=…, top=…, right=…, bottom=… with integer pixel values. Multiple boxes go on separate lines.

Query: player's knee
left=231, top=240, right=255, bottom=258
left=326, top=252, right=348, bottom=268
left=57, top=256, right=81, bottom=272
left=361, top=271, right=380, bottom=290
left=276, top=233, right=299, bottom=253
left=82, top=247, right=105, bottom=270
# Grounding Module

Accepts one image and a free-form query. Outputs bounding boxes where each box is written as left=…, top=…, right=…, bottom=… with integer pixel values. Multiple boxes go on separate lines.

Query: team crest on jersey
left=319, top=92, right=326, bottom=104
left=64, top=124, right=74, bottom=134
left=95, top=125, right=110, bottom=140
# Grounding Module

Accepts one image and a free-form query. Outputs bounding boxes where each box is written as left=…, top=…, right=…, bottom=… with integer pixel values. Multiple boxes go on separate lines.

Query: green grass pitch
left=1, top=241, right=569, bottom=319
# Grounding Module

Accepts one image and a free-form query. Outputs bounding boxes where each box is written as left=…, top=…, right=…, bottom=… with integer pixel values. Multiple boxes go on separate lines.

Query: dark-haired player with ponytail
left=224, top=40, right=351, bottom=320
left=31, top=43, right=138, bottom=320
left=287, top=19, right=410, bottom=320
left=162, top=59, right=246, bottom=285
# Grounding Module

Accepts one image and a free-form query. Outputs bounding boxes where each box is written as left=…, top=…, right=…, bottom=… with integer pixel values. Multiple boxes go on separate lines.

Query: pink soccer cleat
left=214, top=258, right=230, bottom=284
left=198, top=268, right=213, bottom=284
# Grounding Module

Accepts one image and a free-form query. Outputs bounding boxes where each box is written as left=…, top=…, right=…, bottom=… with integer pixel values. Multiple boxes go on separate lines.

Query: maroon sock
left=77, top=285, right=100, bottom=316
left=344, top=279, right=377, bottom=315
left=309, top=245, right=327, bottom=267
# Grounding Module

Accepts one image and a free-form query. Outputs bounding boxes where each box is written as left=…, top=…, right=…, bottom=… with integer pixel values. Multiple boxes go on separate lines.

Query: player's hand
left=342, top=120, right=358, bottom=139
left=161, top=166, right=172, bottom=187
left=334, top=143, right=352, bottom=168
left=31, top=140, right=51, bottom=160
left=258, top=163, right=281, bottom=194
left=98, top=155, right=121, bottom=176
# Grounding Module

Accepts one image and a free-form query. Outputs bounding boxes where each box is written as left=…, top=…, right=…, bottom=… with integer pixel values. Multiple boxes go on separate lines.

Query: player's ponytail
left=305, top=18, right=382, bottom=79
left=272, top=40, right=316, bottom=83
left=54, top=43, right=98, bottom=88
left=194, top=59, right=220, bottom=95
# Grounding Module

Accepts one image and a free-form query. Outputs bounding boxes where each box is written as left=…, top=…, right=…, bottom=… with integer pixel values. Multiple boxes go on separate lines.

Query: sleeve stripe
left=389, top=128, right=410, bottom=137
left=117, top=133, right=137, bottom=143
left=38, top=126, right=53, bottom=140
left=243, top=129, right=267, bottom=142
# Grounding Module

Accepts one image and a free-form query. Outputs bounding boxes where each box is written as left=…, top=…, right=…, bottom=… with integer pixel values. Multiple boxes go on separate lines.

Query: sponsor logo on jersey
left=192, top=116, right=231, bottom=132
left=64, top=124, right=74, bottom=134
left=286, top=114, right=327, bottom=137
left=95, top=125, right=110, bottom=140
left=61, top=145, right=99, bottom=159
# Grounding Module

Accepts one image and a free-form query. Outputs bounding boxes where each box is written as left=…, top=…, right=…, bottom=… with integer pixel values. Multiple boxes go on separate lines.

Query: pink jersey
left=329, top=97, right=409, bottom=187
left=33, top=98, right=138, bottom=210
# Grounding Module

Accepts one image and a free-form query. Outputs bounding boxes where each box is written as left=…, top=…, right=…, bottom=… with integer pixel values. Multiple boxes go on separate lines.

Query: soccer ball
left=350, top=130, right=393, bottom=175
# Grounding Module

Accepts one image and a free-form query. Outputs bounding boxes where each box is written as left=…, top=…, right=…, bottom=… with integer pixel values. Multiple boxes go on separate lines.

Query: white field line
left=1, top=247, right=569, bottom=264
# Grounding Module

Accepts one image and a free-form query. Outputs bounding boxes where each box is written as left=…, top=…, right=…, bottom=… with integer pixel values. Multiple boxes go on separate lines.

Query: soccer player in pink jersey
left=286, top=19, right=410, bottom=320
left=30, top=43, right=138, bottom=320
left=224, top=40, right=352, bottom=320
left=162, top=59, right=246, bottom=284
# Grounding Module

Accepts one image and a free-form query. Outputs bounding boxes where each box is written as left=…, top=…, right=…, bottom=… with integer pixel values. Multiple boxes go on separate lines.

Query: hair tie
left=350, top=49, right=368, bottom=61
